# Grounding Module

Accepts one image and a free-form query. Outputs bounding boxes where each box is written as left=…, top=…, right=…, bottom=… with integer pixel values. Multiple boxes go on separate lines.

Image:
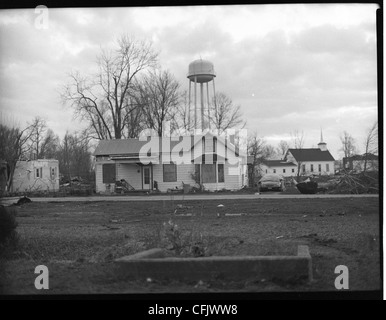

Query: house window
left=283, top=169, right=286, bottom=173
left=318, top=164, right=321, bottom=172
left=326, top=164, right=330, bottom=172
left=102, top=164, right=116, bottom=183
left=202, top=137, right=205, bottom=155
left=202, top=164, right=216, bottom=183
left=213, top=137, right=217, bottom=153
left=273, top=169, right=276, bottom=173
left=163, top=163, right=177, bottom=182
left=310, top=164, right=314, bottom=172
left=302, top=164, right=306, bottom=173
left=35, top=167, right=42, bottom=178
left=195, top=164, right=200, bottom=183
left=218, top=164, right=224, bottom=183
left=292, top=169, right=295, bottom=173
left=50, top=167, right=56, bottom=179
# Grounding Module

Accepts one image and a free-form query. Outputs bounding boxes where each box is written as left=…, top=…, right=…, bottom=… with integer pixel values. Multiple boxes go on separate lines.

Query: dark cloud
left=0, top=5, right=378, bottom=158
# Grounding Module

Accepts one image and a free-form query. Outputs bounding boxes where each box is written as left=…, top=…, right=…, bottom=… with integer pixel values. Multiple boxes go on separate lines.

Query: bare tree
left=40, top=129, right=60, bottom=159
left=25, top=116, right=47, bottom=159
left=263, top=144, right=277, bottom=160
left=291, top=130, right=305, bottom=149
left=210, top=92, right=246, bottom=134
left=290, top=130, right=305, bottom=181
left=62, top=35, right=159, bottom=140
left=173, top=90, right=194, bottom=135
left=340, top=131, right=357, bottom=158
left=56, top=131, right=93, bottom=182
left=247, top=132, right=272, bottom=187
left=0, top=123, right=35, bottom=192
left=277, top=140, right=289, bottom=160
left=125, top=105, right=146, bottom=138
left=135, top=69, right=180, bottom=137
left=363, top=121, right=378, bottom=173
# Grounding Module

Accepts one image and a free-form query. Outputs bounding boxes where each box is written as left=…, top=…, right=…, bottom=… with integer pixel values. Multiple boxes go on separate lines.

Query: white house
left=94, top=133, right=248, bottom=193
left=284, top=137, right=335, bottom=176
left=343, top=153, right=378, bottom=173
left=259, top=160, right=297, bottom=177
left=11, top=159, right=60, bottom=193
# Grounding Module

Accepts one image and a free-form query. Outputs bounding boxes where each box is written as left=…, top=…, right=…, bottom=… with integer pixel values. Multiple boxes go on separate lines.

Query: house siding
left=298, top=161, right=334, bottom=176
left=11, top=159, right=59, bottom=193
left=154, top=163, right=196, bottom=192
left=116, top=163, right=143, bottom=190
left=260, top=164, right=297, bottom=177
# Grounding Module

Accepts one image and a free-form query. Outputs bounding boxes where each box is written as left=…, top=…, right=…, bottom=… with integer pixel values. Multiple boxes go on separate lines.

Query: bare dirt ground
left=0, top=196, right=381, bottom=296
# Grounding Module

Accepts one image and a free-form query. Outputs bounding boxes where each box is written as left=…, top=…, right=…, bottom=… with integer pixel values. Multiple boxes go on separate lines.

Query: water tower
left=187, top=59, right=217, bottom=132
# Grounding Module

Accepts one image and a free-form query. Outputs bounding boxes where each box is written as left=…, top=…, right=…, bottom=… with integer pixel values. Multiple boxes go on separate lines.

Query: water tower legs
left=188, top=80, right=191, bottom=133
left=188, top=77, right=216, bottom=133
left=194, top=76, right=197, bottom=131
left=206, top=82, right=210, bottom=130
left=200, top=83, right=204, bottom=131
left=212, top=79, right=217, bottom=129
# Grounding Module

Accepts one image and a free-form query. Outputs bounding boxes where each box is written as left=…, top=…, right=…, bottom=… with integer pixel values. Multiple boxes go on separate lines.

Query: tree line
left=61, top=34, right=245, bottom=140
left=1, top=34, right=378, bottom=192
left=0, top=117, right=93, bottom=192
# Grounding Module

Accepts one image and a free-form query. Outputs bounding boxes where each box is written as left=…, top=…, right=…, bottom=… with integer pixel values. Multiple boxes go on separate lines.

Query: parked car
left=258, top=174, right=285, bottom=192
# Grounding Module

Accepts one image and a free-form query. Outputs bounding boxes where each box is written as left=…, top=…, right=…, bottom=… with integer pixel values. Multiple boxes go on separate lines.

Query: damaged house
left=93, top=132, right=248, bottom=193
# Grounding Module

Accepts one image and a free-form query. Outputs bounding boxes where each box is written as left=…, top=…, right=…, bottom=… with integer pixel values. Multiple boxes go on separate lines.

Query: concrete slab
left=115, top=245, right=313, bottom=283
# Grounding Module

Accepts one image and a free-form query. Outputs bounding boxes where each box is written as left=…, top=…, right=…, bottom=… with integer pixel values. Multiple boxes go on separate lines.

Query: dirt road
left=0, top=193, right=379, bottom=205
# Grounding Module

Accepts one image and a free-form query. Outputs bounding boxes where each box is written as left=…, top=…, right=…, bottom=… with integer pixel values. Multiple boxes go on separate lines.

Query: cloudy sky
left=0, top=3, right=379, bottom=159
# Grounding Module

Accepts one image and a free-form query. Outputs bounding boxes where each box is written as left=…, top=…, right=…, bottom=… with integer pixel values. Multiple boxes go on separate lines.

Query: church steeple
left=318, top=129, right=327, bottom=151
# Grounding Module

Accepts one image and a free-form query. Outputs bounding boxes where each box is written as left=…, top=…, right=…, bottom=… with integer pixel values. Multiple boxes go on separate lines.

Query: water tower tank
left=187, top=59, right=216, bottom=83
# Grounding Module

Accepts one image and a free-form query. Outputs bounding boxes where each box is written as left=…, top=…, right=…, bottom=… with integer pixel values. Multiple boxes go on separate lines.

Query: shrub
left=0, top=206, right=18, bottom=244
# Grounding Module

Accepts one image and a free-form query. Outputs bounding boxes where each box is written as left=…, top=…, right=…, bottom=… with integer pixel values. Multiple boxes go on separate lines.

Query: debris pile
left=293, top=178, right=318, bottom=194
left=59, top=176, right=93, bottom=195
left=329, top=172, right=379, bottom=194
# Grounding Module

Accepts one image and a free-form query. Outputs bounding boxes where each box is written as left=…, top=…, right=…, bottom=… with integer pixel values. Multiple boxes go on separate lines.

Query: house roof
left=94, top=135, right=244, bottom=158
left=94, top=138, right=188, bottom=156
left=247, top=157, right=296, bottom=167
left=262, top=160, right=297, bottom=167
left=287, top=148, right=335, bottom=162
left=94, top=139, right=148, bottom=156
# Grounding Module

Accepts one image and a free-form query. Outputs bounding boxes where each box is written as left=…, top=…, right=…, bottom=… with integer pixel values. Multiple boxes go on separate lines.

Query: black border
left=0, top=0, right=383, bottom=302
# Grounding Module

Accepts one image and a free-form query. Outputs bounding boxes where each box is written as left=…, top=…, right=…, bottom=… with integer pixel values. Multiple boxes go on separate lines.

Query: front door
left=143, top=166, right=151, bottom=189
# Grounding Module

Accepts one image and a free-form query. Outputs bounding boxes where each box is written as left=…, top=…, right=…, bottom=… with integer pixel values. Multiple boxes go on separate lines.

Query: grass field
left=0, top=197, right=381, bottom=295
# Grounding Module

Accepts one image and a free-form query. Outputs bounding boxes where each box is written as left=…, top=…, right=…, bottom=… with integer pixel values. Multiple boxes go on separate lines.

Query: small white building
left=343, top=154, right=378, bottom=173
left=11, top=159, right=59, bottom=193
left=248, top=133, right=335, bottom=180
left=94, top=133, right=248, bottom=193
left=260, top=160, right=297, bottom=177
left=284, top=136, right=335, bottom=176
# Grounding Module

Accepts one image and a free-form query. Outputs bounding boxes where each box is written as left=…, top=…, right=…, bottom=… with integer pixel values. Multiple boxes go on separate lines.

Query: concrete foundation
left=115, top=245, right=312, bottom=282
